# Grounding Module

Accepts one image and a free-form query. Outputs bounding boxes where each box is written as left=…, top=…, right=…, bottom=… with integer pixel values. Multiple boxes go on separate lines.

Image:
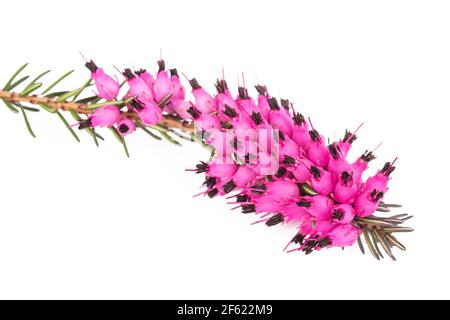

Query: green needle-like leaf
left=71, top=78, right=92, bottom=102
left=20, top=108, right=36, bottom=138
left=39, top=103, right=57, bottom=113
left=56, top=87, right=86, bottom=103
left=70, top=111, right=101, bottom=146
left=20, top=82, right=42, bottom=96
left=41, top=70, right=74, bottom=95
left=3, top=63, right=29, bottom=90
left=7, top=76, right=30, bottom=91
left=75, top=95, right=99, bottom=104
left=29, top=70, right=51, bottom=85
left=138, top=124, right=162, bottom=140
left=110, top=127, right=130, bottom=157
left=56, top=110, right=80, bottom=143
left=87, top=97, right=133, bottom=110
left=2, top=100, right=19, bottom=113
left=15, top=104, right=40, bottom=112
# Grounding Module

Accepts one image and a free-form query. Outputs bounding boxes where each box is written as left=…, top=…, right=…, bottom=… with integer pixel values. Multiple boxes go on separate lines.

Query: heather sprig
left=0, top=58, right=413, bottom=260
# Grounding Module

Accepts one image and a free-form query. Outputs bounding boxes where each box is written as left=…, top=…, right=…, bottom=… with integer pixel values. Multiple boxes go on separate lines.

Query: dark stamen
left=381, top=162, right=396, bottom=176
left=293, top=112, right=305, bottom=126
left=251, top=112, right=263, bottom=125
left=207, top=188, right=219, bottom=198
left=236, top=194, right=249, bottom=203
left=170, top=68, right=178, bottom=77
left=187, top=106, right=201, bottom=120
left=266, top=213, right=284, bottom=227
left=283, top=155, right=296, bottom=166
left=268, top=97, right=280, bottom=111
left=291, top=233, right=305, bottom=245
left=130, top=99, right=144, bottom=111
left=222, top=105, right=238, bottom=118
left=223, top=181, right=236, bottom=194
left=203, top=177, right=217, bottom=189
left=361, top=150, right=376, bottom=163
left=241, top=204, right=256, bottom=214
left=85, top=60, right=98, bottom=73
left=189, top=78, right=201, bottom=90
left=195, top=161, right=209, bottom=174
left=343, top=130, right=357, bottom=144
left=310, top=166, right=321, bottom=179
left=118, top=124, right=129, bottom=134
left=328, top=144, right=339, bottom=160
left=341, top=171, right=352, bottom=185
left=238, top=87, right=249, bottom=99
left=332, top=209, right=344, bottom=221
left=215, top=79, right=228, bottom=93
left=275, top=167, right=287, bottom=178
left=135, top=69, right=146, bottom=76
left=309, top=129, right=320, bottom=142
left=78, top=119, right=92, bottom=130
left=123, top=68, right=135, bottom=80
left=255, top=85, right=267, bottom=96
left=297, top=199, right=312, bottom=208
left=318, top=237, right=332, bottom=248
left=280, top=99, right=290, bottom=111
left=157, top=59, right=165, bottom=72
left=251, top=183, right=267, bottom=194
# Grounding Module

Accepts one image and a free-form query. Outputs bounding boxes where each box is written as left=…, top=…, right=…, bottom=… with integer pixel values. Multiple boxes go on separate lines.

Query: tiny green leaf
left=7, top=76, right=30, bottom=91
left=41, top=70, right=74, bottom=95
left=71, top=78, right=92, bottom=102
left=56, top=87, right=85, bottom=103
left=20, top=108, right=36, bottom=138
left=56, top=110, right=80, bottom=143
left=2, top=100, right=19, bottom=113
left=110, top=127, right=130, bottom=158
left=20, top=82, right=42, bottom=96
left=39, top=103, right=57, bottom=113
left=3, top=63, right=29, bottom=90
left=29, top=70, right=51, bottom=85
left=138, top=124, right=162, bottom=140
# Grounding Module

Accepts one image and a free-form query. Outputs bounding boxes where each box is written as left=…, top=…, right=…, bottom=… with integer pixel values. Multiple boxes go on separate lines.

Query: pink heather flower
left=124, top=68, right=154, bottom=101
left=190, top=79, right=217, bottom=113
left=303, top=195, right=334, bottom=221
left=291, top=120, right=310, bottom=149
left=153, top=61, right=172, bottom=102
left=196, top=114, right=221, bottom=132
left=255, top=195, right=285, bottom=214
left=354, top=190, right=382, bottom=217
left=208, top=161, right=238, bottom=178
left=86, top=105, right=120, bottom=128
left=306, top=130, right=330, bottom=168
left=328, top=224, right=359, bottom=247
left=170, top=69, right=185, bottom=100
left=233, top=166, right=257, bottom=188
left=284, top=203, right=310, bottom=222
left=352, top=151, right=376, bottom=184
left=130, top=99, right=162, bottom=126
left=136, top=69, right=155, bottom=92
left=266, top=180, right=300, bottom=203
left=117, top=118, right=136, bottom=137
left=327, top=144, right=352, bottom=176
left=280, top=139, right=301, bottom=159
left=85, top=60, right=120, bottom=100
left=331, top=204, right=355, bottom=224
left=291, top=159, right=314, bottom=183
left=268, top=100, right=293, bottom=137
left=333, top=171, right=358, bottom=204
left=310, top=166, right=336, bottom=196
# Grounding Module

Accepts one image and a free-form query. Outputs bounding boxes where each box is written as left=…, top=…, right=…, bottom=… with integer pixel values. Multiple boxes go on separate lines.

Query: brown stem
left=0, top=90, right=195, bottom=133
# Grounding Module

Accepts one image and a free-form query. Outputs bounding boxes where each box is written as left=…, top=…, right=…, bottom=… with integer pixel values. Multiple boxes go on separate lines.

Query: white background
left=0, top=0, right=449, bottom=299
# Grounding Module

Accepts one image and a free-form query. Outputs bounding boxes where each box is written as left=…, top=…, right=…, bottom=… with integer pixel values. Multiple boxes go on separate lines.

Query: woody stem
left=0, top=89, right=195, bottom=133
